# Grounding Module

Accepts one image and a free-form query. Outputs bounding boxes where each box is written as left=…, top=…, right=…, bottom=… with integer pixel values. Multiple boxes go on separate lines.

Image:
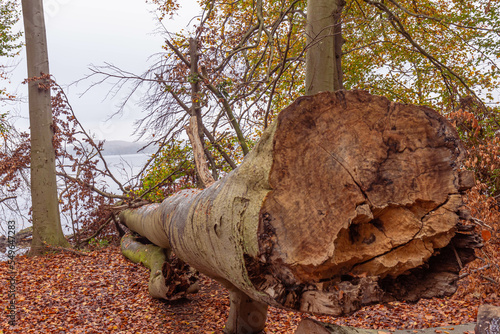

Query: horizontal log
left=120, top=91, right=481, bottom=329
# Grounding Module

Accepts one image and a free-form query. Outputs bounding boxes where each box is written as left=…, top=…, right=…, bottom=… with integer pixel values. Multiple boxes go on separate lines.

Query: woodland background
left=1, top=0, right=500, bottom=332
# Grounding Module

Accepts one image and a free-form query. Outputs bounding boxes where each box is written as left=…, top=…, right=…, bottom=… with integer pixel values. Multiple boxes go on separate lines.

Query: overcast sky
left=5, top=0, right=199, bottom=141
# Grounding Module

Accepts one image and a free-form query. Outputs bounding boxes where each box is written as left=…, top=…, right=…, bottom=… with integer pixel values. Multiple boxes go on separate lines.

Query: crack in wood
left=318, top=144, right=373, bottom=207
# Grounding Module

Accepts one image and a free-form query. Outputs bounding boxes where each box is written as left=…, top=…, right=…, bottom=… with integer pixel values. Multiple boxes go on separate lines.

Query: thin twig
left=0, top=196, right=16, bottom=204
left=42, top=241, right=91, bottom=257
left=451, top=244, right=463, bottom=270
left=78, top=215, right=114, bottom=247
left=56, top=171, right=128, bottom=200
left=458, top=264, right=491, bottom=279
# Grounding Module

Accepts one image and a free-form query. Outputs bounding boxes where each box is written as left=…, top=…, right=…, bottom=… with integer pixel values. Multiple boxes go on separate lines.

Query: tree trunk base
left=224, top=288, right=268, bottom=334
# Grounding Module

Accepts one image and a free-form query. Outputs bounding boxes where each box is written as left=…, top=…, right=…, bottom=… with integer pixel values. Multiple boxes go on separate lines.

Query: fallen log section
left=120, top=90, right=481, bottom=334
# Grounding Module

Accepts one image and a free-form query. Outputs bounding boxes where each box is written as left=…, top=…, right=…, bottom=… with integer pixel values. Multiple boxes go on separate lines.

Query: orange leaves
left=447, top=105, right=500, bottom=197
left=0, top=245, right=495, bottom=333
left=448, top=108, right=482, bottom=135
left=458, top=181, right=500, bottom=303
left=481, top=230, right=492, bottom=242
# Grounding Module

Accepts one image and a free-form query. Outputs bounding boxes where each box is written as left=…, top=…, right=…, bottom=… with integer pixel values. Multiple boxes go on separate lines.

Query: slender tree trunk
left=188, top=38, right=218, bottom=184
left=305, top=0, right=345, bottom=94
left=185, top=116, right=215, bottom=188
left=189, top=38, right=204, bottom=140
left=22, top=0, right=69, bottom=255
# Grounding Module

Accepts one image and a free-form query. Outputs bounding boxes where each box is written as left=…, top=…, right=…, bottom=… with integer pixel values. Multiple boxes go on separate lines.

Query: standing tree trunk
left=22, top=0, right=69, bottom=255
left=187, top=37, right=217, bottom=186
left=305, top=0, right=345, bottom=94
left=121, top=91, right=481, bottom=333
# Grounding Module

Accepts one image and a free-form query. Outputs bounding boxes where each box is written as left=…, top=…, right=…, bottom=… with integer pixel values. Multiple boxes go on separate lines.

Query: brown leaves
left=162, top=256, right=199, bottom=300
left=0, top=245, right=497, bottom=333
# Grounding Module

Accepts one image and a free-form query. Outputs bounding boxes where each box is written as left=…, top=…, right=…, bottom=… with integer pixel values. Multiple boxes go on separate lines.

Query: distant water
left=0, top=153, right=151, bottom=247
left=97, top=153, right=151, bottom=193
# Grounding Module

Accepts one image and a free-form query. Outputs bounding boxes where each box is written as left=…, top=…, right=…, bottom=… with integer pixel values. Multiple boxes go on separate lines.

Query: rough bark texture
left=120, top=91, right=480, bottom=333
left=475, top=304, right=500, bottom=334
left=22, top=0, right=69, bottom=255
left=295, top=318, right=379, bottom=334
left=185, top=115, right=215, bottom=188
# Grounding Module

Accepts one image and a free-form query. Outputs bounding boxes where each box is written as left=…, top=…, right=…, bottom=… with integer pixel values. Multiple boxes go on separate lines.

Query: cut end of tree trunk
left=245, top=90, right=480, bottom=314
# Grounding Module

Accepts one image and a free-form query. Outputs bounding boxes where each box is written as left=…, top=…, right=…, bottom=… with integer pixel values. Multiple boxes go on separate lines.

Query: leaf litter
left=0, top=244, right=498, bottom=333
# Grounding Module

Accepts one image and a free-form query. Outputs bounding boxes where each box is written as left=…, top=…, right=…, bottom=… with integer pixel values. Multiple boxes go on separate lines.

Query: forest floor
left=0, top=245, right=497, bottom=334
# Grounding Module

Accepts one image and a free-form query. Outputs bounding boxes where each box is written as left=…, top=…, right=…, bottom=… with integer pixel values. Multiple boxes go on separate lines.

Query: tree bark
left=295, top=318, right=379, bottom=334
left=188, top=38, right=219, bottom=183
left=121, top=234, right=199, bottom=300
left=225, top=289, right=268, bottom=334
left=305, top=0, right=345, bottom=94
left=185, top=115, right=215, bottom=188
left=22, top=0, right=69, bottom=255
left=120, top=91, right=480, bottom=333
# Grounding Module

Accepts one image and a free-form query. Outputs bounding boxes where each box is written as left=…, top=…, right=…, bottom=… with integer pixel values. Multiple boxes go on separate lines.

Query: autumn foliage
left=0, top=245, right=495, bottom=333
left=1, top=0, right=500, bottom=332
left=444, top=100, right=500, bottom=305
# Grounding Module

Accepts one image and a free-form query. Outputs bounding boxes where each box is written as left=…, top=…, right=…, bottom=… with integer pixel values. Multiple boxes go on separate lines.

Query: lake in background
left=0, top=152, right=151, bottom=251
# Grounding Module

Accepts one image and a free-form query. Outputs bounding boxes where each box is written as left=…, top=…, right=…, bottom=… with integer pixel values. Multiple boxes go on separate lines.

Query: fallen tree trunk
left=120, top=90, right=481, bottom=333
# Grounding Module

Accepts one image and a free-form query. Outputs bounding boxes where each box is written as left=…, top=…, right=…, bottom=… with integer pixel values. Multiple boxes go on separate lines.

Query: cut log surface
left=120, top=91, right=480, bottom=321
left=264, top=91, right=461, bottom=277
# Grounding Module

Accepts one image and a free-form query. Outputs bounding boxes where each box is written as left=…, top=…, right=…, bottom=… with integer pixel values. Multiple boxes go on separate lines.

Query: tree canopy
left=0, top=0, right=22, bottom=58
left=90, top=0, right=499, bottom=200
left=0, top=0, right=22, bottom=133
left=122, top=0, right=499, bottom=150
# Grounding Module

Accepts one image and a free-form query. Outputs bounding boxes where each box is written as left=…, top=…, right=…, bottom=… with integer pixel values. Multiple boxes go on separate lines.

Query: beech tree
left=121, top=90, right=481, bottom=333
left=22, top=0, right=69, bottom=254
left=109, top=1, right=493, bottom=333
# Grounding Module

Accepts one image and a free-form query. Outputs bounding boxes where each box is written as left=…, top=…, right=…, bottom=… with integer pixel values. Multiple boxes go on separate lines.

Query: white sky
left=4, top=0, right=199, bottom=141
